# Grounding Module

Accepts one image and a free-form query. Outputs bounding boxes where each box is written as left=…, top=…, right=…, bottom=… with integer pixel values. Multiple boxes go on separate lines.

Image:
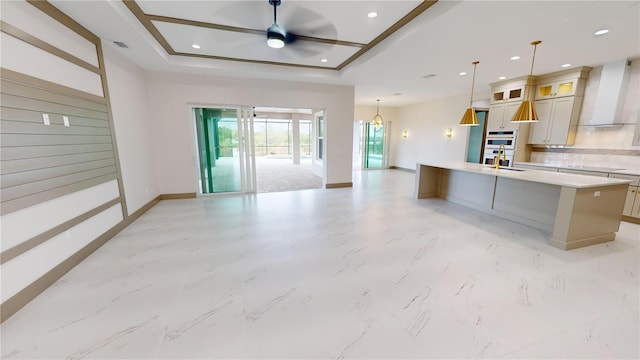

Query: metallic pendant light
left=373, top=99, right=383, bottom=130
left=459, top=60, right=480, bottom=126
left=511, top=40, right=542, bottom=123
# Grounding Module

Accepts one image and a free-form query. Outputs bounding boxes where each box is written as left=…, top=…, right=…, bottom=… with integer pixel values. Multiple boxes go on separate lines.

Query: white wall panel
left=0, top=180, right=119, bottom=251
left=0, top=33, right=103, bottom=97
left=102, top=45, right=158, bottom=214
left=0, top=204, right=123, bottom=303
left=0, top=0, right=99, bottom=67
left=391, top=91, right=490, bottom=169
left=145, top=72, right=354, bottom=193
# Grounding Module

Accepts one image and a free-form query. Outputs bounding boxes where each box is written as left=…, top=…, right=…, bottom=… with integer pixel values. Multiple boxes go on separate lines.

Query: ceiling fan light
left=267, top=24, right=285, bottom=49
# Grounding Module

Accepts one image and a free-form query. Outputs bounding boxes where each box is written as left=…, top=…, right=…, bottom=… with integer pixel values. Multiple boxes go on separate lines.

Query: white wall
left=0, top=0, right=125, bottom=308
left=391, top=92, right=490, bottom=169
left=103, top=45, right=159, bottom=214
left=144, top=72, right=355, bottom=193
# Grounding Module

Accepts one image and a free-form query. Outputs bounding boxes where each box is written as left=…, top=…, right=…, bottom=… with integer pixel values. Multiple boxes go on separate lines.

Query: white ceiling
left=50, top=0, right=640, bottom=107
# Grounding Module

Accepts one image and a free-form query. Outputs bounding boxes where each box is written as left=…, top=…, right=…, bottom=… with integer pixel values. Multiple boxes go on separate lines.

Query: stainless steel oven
left=485, top=130, right=517, bottom=150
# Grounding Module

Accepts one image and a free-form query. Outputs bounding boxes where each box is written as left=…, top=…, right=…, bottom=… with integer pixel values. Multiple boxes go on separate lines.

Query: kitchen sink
left=484, top=166, right=525, bottom=172
left=499, top=167, right=525, bottom=172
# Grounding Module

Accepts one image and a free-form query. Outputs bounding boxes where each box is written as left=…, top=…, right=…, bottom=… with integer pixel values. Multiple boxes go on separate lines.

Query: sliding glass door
left=362, top=121, right=390, bottom=169
left=194, top=106, right=255, bottom=194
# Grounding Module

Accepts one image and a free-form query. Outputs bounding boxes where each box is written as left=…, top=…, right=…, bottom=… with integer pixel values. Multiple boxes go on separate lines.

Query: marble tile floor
left=1, top=170, right=639, bottom=359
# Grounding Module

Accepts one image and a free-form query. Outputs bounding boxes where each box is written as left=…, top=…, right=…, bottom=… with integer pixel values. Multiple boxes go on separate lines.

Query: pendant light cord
left=524, top=40, right=541, bottom=100
left=376, top=99, right=380, bottom=115
left=469, top=61, right=478, bottom=107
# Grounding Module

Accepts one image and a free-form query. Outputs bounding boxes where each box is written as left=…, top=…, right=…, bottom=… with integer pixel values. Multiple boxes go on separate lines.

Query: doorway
left=466, top=110, right=488, bottom=163
left=251, top=107, right=323, bottom=192
left=193, top=106, right=255, bottom=194
left=357, top=120, right=391, bottom=169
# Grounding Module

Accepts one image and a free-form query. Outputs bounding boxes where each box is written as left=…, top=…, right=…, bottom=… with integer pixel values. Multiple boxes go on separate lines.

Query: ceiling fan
left=262, top=0, right=337, bottom=55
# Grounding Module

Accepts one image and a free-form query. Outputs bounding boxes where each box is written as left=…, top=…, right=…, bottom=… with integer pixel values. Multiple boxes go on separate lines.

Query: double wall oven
left=482, top=130, right=517, bottom=167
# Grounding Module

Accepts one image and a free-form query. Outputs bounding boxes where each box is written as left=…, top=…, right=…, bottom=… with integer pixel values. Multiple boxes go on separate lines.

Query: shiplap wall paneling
left=0, top=73, right=118, bottom=215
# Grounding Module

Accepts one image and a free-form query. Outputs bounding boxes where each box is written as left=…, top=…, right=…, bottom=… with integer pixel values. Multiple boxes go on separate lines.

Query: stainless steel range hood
left=588, top=59, right=631, bottom=126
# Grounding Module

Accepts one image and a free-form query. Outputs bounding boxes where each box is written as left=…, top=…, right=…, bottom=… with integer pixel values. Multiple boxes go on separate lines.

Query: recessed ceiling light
left=459, top=72, right=467, bottom=76
left=192, top=44, right=201, bottom=49
left=561, top=63, right=571, bottom=68
left=510, top=56, right=520, bottom=60
left=594, top=29, right=609, bottom=36
left=321, top=58, right=328, bottom=63
left=368, top=12, right=378, bottom=18
left=499, top=76, right=507, bottom=80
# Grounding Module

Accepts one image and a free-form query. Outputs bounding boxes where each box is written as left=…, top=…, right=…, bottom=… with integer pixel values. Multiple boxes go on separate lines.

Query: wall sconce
left=402, top=130, right=408, bottom=139
left=446, top=128, right=453, bottom=138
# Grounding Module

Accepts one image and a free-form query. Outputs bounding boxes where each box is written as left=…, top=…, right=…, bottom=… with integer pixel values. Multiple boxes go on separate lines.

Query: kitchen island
left=415, top=162, right=631, bottom=250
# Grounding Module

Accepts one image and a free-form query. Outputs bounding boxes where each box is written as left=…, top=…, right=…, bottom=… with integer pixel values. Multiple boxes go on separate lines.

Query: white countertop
left=419, top=162, right=632, bottom=188
left=514, top=162, right=640, bottom=176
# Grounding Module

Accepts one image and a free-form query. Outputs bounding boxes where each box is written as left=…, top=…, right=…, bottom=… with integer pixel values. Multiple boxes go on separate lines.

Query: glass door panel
left=364, top=122, right=385, bottom=169
left=194, top=107, right=255, bottom=194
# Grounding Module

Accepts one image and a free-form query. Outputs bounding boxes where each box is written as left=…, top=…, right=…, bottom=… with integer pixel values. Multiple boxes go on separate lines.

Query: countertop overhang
left=514, top=162, right=640, bottom=176
left=418, top=162, right=631, bottom=189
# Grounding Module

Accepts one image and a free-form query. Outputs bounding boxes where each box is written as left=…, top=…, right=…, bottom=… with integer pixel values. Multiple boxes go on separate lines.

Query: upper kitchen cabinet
left=528, top=67, right=592, bottom=145
left=487, top=102, right=523, bottom=131
left=489, top=76, right=529, bottom=104
left=487, top=76, right=535, bottom=131
left=491, top=84, right=526, bottom=104
left=535, top=79, right=578, bottom=99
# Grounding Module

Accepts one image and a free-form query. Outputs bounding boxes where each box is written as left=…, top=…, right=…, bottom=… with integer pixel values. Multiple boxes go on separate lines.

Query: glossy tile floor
left=2, top=170, right=639, bottom=359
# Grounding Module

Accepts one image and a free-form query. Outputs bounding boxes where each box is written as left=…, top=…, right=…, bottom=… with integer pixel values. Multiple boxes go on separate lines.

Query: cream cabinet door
left=502, top=102, right=523, bottom=131
left=622, top=186, right=636, bottom=216
left=631, top=187, right=640, bottom=218
left=487, top=104, right=506, bottom=130
left=528, top=99, right=553, bottom=144
left=547, top=97, right=575, bottom=144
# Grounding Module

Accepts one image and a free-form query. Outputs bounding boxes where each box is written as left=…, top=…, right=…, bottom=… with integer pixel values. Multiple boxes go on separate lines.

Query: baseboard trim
left=325, top=182, right=353, bottom=189
left=390, top=166, right=416, bottom=173
left=622, top=215, right=640, bottom=224
left=0, top=195, right=162, bottom=323
left=159, top=192, right=197, bottom=200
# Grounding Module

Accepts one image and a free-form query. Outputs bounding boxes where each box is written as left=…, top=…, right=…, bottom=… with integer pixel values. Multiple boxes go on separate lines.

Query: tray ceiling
left=124, top=0, right=431, bottom=70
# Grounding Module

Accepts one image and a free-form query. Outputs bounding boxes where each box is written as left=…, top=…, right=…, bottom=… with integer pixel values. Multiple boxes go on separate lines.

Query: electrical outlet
left=593, top=191, right=601, bottom=197
left=42, top=113, right=50, bottom=125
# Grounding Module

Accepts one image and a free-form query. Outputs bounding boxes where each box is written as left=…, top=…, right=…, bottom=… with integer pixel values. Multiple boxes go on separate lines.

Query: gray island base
left=415, top=162, right=630, bottom=250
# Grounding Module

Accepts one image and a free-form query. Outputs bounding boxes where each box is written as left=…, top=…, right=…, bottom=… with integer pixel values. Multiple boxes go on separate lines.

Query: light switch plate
left=593, top=191, right=601, bottom=197
left=63, top=116, right=70, bottom=127
left=42, top=113, right=50, bottom=126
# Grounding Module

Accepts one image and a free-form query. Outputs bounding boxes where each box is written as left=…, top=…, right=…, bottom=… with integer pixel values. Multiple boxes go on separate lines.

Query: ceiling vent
left=590, top=59, right=631, bottom=126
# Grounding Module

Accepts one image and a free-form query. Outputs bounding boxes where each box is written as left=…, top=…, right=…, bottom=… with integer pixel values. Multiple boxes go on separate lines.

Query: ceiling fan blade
left=282, top=5, right=337, bottom=39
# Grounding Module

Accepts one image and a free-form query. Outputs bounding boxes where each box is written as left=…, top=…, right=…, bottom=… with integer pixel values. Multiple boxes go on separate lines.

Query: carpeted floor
left=255, top=156, right=322, bottom=193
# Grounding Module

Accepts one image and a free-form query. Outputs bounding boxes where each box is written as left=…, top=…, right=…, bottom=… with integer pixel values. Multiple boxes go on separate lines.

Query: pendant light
left=511, top=40, right=541, bottom=123
left=459, top=61, right=480, bottom=126
left=373, top=99, right=383, bottom=130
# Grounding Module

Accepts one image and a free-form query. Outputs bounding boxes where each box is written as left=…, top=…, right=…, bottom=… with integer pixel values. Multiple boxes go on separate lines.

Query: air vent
left=113, top=41, right=128, bottom=48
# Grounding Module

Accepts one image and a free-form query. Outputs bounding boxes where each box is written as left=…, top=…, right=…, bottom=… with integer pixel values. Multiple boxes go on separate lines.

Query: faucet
left=495, top=144, right=506, bottom=169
